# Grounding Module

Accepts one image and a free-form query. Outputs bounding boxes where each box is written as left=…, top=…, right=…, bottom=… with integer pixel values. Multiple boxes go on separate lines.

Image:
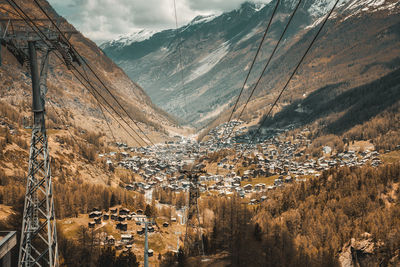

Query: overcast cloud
left=48, top=0, right=271, bottom=44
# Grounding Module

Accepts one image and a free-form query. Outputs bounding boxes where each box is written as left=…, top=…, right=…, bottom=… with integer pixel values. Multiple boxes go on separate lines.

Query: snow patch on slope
left=305, top=0, right=397, bottom=29
left=341, top=0, right=398, bottom=21
left=308, top=0, right=335, bottom=18
left=186, top=42, right=230, bottom=83
left=254, top=2, right=269, bottom=11
left=196, top=101, right=231, bottom=124
left=101, top=29, right=158, bottom=49
left=189, top=15, right=218, bottom=26
left=344, top=0, right=387, bottom=11
left=238, top=22, right=263, bottom=44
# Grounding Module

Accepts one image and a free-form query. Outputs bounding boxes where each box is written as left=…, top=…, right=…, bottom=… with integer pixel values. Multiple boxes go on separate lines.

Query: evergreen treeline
left=173, top=163, right=400, bottom=266
left=0, top=176, right=145, bottom=219
left=262, top=68, right=400, bottom=150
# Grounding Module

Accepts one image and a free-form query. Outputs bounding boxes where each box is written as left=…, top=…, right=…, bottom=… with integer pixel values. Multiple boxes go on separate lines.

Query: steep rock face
left=101, top=0, right=400, bottom=127
left=0, top=0, right=178, bottom=146
left=339, top=233, right=386, bottom=267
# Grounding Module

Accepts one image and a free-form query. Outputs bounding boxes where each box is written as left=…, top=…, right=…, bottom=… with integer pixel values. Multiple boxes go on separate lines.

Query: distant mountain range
left=101, top=0, right=400, bottom=128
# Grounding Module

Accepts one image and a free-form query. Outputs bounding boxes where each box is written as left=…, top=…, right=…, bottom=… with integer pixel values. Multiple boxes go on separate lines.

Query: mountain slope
left=101, top=0, right=400, bottom=127
left=0, top=0, right=180, bottom=146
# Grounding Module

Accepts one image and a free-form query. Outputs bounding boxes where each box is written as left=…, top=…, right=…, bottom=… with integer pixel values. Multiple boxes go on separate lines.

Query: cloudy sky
left=48, top=0, right=271, bottom=44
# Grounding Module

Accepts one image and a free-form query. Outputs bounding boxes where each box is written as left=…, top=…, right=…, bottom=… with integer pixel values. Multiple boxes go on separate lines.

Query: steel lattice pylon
left=0, top=13, right=79, bottom=267
left=19, top=126, right=58, bottom=267
left=184, top=172, right=205, bottom=256
left=18, top=41, right=58, bottom=267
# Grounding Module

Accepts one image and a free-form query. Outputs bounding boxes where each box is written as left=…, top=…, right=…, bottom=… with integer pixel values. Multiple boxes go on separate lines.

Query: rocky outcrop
left=339, top=233, right=384, bottom=267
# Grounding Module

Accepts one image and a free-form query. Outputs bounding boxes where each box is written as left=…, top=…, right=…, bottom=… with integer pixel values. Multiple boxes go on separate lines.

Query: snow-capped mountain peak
left=189, top=15, right=218, bottom=26
left=101, top=29, right=158, bottom=49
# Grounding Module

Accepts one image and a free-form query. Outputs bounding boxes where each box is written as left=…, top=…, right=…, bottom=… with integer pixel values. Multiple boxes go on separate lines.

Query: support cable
left=5, top=0, right=145, bottom=147
left=244, top=0, right=340, bottom=149
left=223, top=0, right=340, bottom=168
left=223, top=0, right=302, bottom=142
left=32, top=0, right=155, bottom=146
left=173, top=0, right=187, bottom=115
left=171, top=1, right=205, bottom=256
left=81, top=64, right=121, bottom=150
left=220, top=0, right=280, bottom=140
left=71, top=66, right=143, bottom=147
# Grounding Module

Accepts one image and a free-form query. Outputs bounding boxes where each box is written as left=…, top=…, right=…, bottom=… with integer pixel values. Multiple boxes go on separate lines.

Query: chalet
left=125, top=184, right=135, bottom=191
left=162, top=222, right=169, bottom=227
left=254, top=184, right=265, bottom=191
left=136, top=209, right=143, bottom=215
left=94, top=217, right=102, bottom=224
left=103, top=213, right=109, bottom=220
left=137, top=228, right=144, bottom=235
left=88, top=222, right=95, bottom=228
left=243, top=184, right=252, bottom=192
left=118, top=215, right=127, bottom=222
left=250, top=199, right=259, bottom=205
left=148, top=249, right=154, bottom=257
left=110, top=208, right=118, bottom=214
left=115, top=242, right=123, bottom=250
left=116, top=222, right=128, bottom=231
left=119, top=208, right=130, bottom=215
left=133, top=214, right=147, bottom=223
left=274, top=178, right=284, bottom=186
left=171, top=217, right=177, bottom=222
left=121, top=234, right=133, bottom=244
left=284, top=176, right=293, bottom=183
left=89, top=211, right=102, bottom=218
left=148, top=226, right=155, bottom=233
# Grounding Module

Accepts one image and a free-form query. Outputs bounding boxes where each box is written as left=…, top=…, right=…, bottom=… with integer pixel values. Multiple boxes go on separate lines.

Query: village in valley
left=68, top=120, right=394, bottom=263
left=110, top=120, right=384, bottom=200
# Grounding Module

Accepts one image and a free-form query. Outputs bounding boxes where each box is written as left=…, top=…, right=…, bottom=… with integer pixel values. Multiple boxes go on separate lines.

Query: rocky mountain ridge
left=101, top=0, right=400, bottom=128
left=0, top=0, right=181, bottom=147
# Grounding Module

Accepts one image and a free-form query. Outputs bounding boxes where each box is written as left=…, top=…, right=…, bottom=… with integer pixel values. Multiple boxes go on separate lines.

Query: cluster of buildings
left=88, top=207, right=147, bottom=231
left=86, top=206, right=167, bottom=255
left=99, top=124, right=385, bottom=200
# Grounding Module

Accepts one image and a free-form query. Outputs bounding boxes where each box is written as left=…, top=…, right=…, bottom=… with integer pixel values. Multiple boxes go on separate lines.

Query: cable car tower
left=0, top=12, right=79, bottom=267
left=183, top=168, right=205, bottom=256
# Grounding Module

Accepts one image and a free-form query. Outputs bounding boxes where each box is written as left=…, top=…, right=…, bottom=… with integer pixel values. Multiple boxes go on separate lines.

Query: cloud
left=48, top=0, right=272, bottom=44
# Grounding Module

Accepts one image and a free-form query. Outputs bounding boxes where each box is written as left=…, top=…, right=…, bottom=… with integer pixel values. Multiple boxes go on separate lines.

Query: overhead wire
left=173, top=0, right=187, bottom=115
left=222, top=0, right=303, bottom=142
left=220, top=0, right=281, bottom=140
left=0, top=5, right=19, bottom=16
left=5, top=0, right=339, bottom=256
left=81, top=64, right=121, bottom=150
left=171, top=0, right=204, bottom=256
left=5, top=0, right=145, bottom=147
left=235, top=0, right=340, bottom=162
left=71, top=65, right=144, bottom=147
left=32, top=0, right=155, bottom=146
